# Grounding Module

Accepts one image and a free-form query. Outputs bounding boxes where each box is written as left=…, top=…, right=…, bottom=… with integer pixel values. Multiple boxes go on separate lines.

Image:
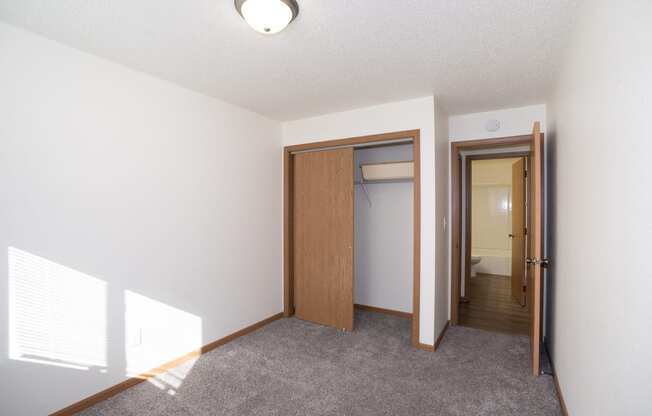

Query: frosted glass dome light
left=235, top=0, right=299, bottom=35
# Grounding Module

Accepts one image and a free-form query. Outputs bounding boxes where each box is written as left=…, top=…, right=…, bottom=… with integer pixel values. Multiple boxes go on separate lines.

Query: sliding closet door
left=293, top=148, right=354, bottom=331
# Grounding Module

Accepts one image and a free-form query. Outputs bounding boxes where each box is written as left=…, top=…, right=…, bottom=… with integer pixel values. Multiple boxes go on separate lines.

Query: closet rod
left=289, top=138, right=412, bottom=155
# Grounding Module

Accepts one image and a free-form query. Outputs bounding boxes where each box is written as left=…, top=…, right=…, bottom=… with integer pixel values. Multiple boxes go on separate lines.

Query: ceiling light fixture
left=235, top=0, right=299, bottom=35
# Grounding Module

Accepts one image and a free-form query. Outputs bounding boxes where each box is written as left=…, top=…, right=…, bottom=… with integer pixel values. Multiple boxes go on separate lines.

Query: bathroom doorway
left=459, top=155, right=531, bottom=335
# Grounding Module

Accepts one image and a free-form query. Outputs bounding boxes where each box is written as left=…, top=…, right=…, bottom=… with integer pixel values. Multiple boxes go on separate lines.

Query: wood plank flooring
left=459, top=273, right=530, bottom=335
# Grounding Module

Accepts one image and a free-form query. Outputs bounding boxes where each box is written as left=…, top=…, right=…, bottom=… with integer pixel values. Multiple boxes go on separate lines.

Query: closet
left=284, top=132, right=420, bottom=344
left=354, top=145, right=414, bottom=319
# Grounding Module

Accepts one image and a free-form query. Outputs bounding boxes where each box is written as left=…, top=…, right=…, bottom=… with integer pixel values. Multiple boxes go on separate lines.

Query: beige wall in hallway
left=471, top=159, right=519, bottom=276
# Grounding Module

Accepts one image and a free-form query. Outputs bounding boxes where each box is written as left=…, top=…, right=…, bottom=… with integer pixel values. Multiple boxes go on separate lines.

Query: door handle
left=508, top=234, right=515, bottom=238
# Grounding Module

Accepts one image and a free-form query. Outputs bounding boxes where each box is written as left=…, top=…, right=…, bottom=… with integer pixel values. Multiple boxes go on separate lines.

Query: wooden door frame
left=283, top=129, right=423, bottom=349
left=463, top=159, right=471, bottom=300
left=450, top=135, right=534, bottom=325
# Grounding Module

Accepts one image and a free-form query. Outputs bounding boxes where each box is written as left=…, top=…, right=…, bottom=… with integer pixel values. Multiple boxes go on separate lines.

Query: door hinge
left=524, top=227, right=528, bottom=236
left=524, top=170, right=528, bottom=178
left=526, top=257, right=550, bottom=268
left=522, top=285, right=527, bottom=293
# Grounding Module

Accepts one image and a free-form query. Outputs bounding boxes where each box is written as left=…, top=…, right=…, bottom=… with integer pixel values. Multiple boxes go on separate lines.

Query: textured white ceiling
left=0, top=0, right=579, bottom=121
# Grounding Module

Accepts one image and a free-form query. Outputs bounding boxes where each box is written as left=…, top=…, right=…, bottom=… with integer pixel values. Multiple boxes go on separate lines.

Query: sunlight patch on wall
left=124, top=290, right=202, bottom=378
left=8, top=247, right=107, bottom=370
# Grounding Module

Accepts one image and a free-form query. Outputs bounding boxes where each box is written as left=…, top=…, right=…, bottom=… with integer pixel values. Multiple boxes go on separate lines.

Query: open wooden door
left=293, top=148, right=354, bottom=331
left=528, top=122, right=545, bottom=375
left=510, top=158, right=526, bottom=306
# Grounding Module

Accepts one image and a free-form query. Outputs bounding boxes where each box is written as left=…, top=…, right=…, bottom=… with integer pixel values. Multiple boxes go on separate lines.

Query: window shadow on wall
left=7, top=246, right=203, bottom=397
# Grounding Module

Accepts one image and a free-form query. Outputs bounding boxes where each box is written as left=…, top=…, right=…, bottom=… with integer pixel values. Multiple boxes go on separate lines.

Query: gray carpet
left=79, top=311, right=561, bottom=415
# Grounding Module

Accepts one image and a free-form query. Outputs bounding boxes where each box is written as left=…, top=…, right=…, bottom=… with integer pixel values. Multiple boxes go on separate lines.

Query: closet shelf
left=360, top=161, right=414, bottom=182
left=354, top=179, right=413, bottom=184
left=357, top=160, right=414, bottom=207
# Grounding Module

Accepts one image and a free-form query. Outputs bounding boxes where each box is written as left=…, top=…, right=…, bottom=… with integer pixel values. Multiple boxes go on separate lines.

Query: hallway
left=459, top=273, right=530, bottom=335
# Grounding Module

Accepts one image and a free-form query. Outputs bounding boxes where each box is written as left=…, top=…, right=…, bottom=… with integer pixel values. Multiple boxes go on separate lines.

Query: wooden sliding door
left=293, top=148, right=354, bottom=331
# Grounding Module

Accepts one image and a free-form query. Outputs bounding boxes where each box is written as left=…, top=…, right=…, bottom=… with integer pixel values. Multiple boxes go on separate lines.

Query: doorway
left=451, top=123, right=546, bottom=375
left=283, top=130, right=425, bottom=349
left=458, top=155, right=530, bottom=335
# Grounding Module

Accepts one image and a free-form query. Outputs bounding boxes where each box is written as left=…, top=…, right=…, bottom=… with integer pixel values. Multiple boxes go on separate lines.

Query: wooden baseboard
left=199, top=313, right=283, bottom=354
left=553, top=373, right=569, bottom=416
left=415, top=342, right=435, bottom=352
left=50, top=312, right=284, bottom=416
left=548, top=364, right=569, bottom=416
left=354, top=303, right=412, bottom=319
left=545, top=345, right=569, bottom=416
left=434, top=321, right=450, bottom=351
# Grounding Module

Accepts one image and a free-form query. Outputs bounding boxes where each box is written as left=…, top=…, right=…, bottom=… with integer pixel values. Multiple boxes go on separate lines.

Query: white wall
left=546, top=1, right=651, bottom=415
left=471, top=158, right=517, bottom=276
left=433, top=100, right=449, bottom=339
left=0, top=23, right=282, bottom=416
left=449, top=104, right=546, bottom=141
left=354, top=145, right=413, bottom=313
left=283, top=96, right=438, bottom=345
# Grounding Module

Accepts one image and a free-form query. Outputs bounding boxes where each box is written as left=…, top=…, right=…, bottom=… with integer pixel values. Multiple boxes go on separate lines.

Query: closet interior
left=354, top=144, right=414, bottom=320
